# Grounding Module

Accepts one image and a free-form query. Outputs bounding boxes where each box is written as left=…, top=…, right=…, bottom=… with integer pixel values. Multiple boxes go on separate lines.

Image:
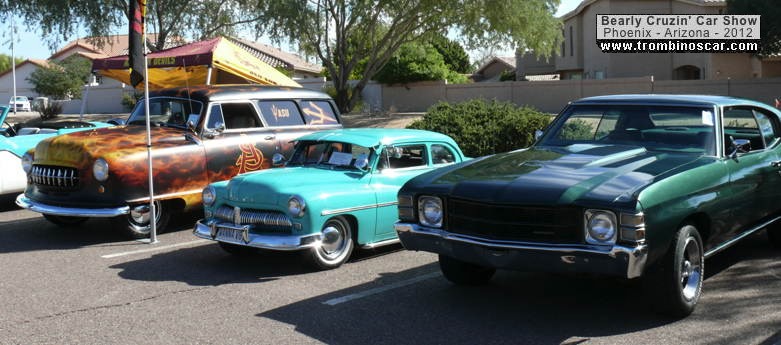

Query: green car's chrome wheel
left=308, top=216, right=354, bottom=270
left=645, top=224, right=703, bottom=318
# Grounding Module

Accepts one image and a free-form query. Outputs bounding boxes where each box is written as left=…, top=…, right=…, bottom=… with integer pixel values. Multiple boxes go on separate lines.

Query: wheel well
left=337, top=214, right=359, bottom=243
left=681, top=212, right=711, bottom=243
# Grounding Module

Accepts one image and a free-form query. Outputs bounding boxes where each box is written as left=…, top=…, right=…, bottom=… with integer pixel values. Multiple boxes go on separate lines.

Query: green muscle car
left=395, top=94, right=781, bottom=317
left=194, top=128, right=465, bottom=269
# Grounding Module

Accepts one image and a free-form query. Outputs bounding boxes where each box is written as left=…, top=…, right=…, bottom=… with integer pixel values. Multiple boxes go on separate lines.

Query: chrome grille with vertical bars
left=30, top=165, right=79, bottom=189
left=214, top=205, right=293, bottom=232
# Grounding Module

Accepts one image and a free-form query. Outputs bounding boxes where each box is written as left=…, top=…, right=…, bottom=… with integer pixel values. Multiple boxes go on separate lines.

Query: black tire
left=308, top=216, right=354, bottom=270
left=644, top=224, right=704, bottom=318
left=438, top=254, right=495, bottom=285
left=113, top=200, right=172, bottom=239
left=767, top=222, right=781, bottom=249
left=43, top=214, right=89, bottom=227
left=218, top=241, right=257, bottom=257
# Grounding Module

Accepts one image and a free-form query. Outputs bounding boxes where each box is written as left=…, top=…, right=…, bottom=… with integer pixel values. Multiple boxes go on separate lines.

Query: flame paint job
left=23, top=85, right=342, bottom=213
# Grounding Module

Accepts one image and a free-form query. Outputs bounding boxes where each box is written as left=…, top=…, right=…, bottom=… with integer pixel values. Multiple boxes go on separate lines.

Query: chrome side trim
left=704, top=215, right=781, bottom=258
left=395, top=222, right=648, bottom=279
left=361, top=238, right=400, bottom=249
left=16, top=194, right=129, bottom=217
left=321, top=201, right=398, bottom=216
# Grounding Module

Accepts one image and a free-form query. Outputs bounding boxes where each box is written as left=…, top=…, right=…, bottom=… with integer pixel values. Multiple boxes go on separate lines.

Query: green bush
left=407, top=99, right=552, bottom=157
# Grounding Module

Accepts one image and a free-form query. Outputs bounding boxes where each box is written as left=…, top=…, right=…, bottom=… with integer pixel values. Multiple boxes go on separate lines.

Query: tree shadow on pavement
left=257, top=233, right=781, bottom=345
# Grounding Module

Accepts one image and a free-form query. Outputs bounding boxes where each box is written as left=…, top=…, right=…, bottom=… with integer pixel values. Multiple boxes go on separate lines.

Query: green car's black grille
left=446, top=198, right=582, bottom=243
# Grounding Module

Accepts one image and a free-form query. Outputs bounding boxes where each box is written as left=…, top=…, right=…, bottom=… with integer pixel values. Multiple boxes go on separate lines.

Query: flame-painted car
left=193, top=128, right=465, bottom=269
left=1, top=105, right=113, bottom=198
left=17, top=85, right=341, bottom=238
left=396, top=95, right=781, bottom=317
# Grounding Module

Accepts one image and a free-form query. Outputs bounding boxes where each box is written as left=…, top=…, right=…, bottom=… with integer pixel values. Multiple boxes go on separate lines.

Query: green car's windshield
left=127, top=97, right=203, bottom=128
left=287, top=141, right=373, bottom=170
left=540, top=104, right=717, bottom=155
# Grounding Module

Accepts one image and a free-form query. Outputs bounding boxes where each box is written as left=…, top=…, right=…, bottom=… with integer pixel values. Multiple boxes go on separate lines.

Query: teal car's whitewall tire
left=308, top=216, right=354, bottom=270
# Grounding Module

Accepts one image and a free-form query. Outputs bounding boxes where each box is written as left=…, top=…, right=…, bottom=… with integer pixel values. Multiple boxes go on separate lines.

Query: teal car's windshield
left=287, top=140, right=373, bottom=170
left=540, top=104, right=717, bottom=155
left=127, top=97, right=203, bottom=128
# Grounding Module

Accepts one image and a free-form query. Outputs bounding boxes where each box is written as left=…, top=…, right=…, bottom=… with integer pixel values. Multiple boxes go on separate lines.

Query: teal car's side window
left=378, top=145, right=428, bottom=170
left=431, top=144, right=456, bottom=164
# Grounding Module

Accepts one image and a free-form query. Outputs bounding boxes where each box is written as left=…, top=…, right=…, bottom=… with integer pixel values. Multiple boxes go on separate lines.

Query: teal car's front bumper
left=395, top=222, right=648, bottom=279
left=193, top=219, right=321, bottom=251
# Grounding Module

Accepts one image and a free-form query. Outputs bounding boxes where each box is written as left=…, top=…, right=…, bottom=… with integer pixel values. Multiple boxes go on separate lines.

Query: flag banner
left=128, top=0, right=146, bottom=87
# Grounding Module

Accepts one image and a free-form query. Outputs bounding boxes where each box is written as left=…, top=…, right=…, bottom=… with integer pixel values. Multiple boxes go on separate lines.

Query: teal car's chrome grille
left=30, top=165, right=79, bottom=190
left=214, top=205, right=292, bottom=233
left=446, top=198, right=582, bottom=244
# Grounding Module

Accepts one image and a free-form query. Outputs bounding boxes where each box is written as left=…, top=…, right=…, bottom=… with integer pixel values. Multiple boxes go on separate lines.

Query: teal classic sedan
left=395, top=95, right=781, bottom=317
left=194, top=128, right=465, bottom=269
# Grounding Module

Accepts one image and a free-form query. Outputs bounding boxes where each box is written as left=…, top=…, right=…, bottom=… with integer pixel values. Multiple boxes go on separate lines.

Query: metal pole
left=144, top=43, right=158, bottom=244
left=11, top=17, right=16, bottom=117
left=205, top=66, right=212, bottom=85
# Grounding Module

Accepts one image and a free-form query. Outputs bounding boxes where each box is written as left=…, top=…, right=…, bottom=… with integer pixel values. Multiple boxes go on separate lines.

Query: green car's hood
left=408, top=144, right=712, bottom=205
left=225, top=166, right=365, bottom=204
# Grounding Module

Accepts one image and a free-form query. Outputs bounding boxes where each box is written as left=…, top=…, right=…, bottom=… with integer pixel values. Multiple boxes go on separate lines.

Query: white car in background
left=9, top=96, right=31, bottom=112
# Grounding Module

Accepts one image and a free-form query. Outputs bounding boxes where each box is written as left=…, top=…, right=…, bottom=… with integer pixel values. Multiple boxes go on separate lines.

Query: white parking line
left=323, top=271, right=440, bottom=306
left=101, top=239, right=210, bottom=259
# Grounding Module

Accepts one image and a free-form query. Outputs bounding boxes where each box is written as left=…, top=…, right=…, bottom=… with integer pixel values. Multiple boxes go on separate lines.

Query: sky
left=0, top=0, right=581, bottom=62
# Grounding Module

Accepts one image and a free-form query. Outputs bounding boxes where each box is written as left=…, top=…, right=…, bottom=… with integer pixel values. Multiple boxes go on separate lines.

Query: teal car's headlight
left=202, top=185, right=216, bottom=207
left=92, top=158, right=109, bottom=181
left=418, top=196, right=443, bottom=228
left=21, top=152, right=33, bottom=174
left=288, top=195, right=306, bottom=218
left=585, top=210, right=617, bottom=245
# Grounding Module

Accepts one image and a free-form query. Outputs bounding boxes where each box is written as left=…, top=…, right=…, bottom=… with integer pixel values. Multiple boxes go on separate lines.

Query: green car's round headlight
left=202, top=185, right=216, bottom=207
left=93, top=158, right=109, bottom=181
left=288, top=195, right=306, bottom=218
left=586, top=210, right=616, bottom=244
left=418, top=196, right=443, bottom=228
left=21, top=152, right=33, bottom=174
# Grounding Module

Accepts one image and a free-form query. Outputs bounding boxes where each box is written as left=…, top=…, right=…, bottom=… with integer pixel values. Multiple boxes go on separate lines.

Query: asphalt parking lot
left=0, top=201, right=780, bottom=345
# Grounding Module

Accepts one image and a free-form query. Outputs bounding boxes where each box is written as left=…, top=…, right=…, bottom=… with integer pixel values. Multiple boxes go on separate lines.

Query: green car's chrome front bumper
left=193, top=219, right=320, bottom=251
left=395, top=222, right=648, bottom=279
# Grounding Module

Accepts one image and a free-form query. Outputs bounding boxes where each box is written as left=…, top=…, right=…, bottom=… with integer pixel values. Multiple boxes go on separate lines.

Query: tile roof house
left=473, top=56, right=517, bottom=82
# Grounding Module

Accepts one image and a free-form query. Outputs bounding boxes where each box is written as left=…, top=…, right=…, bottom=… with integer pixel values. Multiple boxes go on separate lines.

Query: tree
left=430, top=35, right=471, bottom=74
left=27, top=55, right=92, bottom=100
left=260, top=0, right=562, bottom=113
left=0, top=0, right=265, bottom=52
left=0, top=54, right=25, bottom=74
left=727, top=0, right=781, bottom=56
left=374, top=41, right=466, bottom=84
